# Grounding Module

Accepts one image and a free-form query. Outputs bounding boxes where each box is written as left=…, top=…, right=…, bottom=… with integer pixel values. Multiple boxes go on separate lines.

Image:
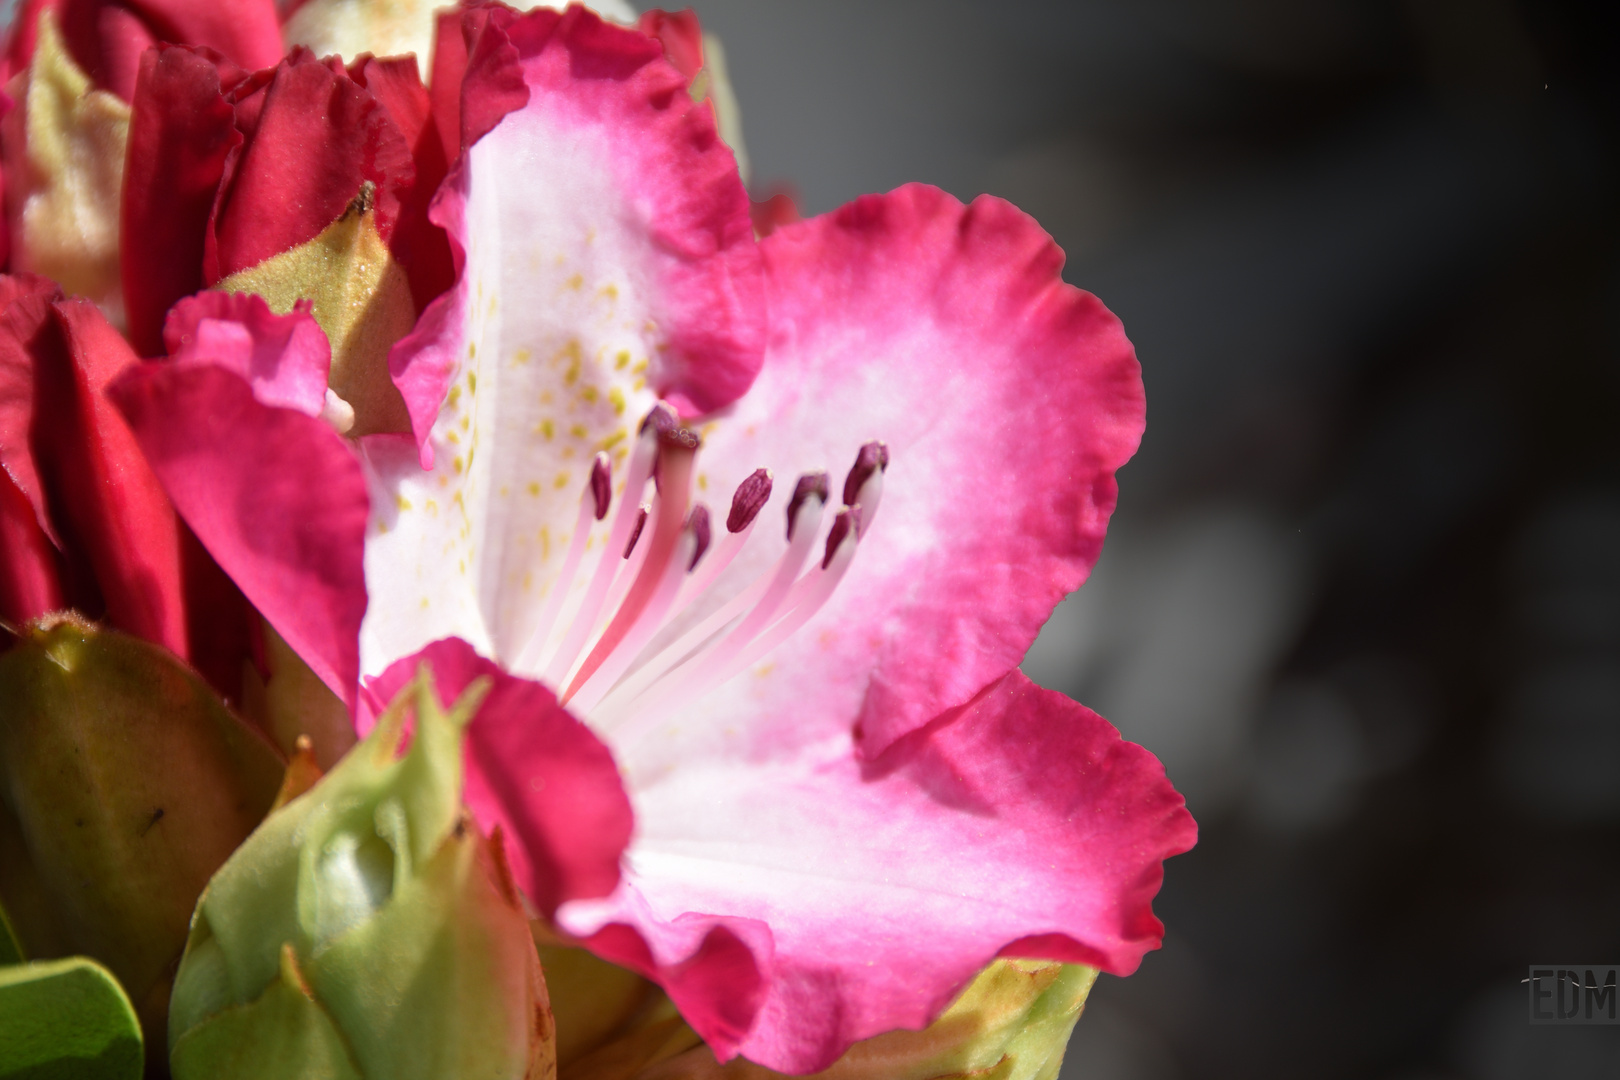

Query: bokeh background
left=678, top=2, right=1619, bottom=1077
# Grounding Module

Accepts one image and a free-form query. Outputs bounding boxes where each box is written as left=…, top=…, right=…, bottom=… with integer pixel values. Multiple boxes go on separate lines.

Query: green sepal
left=0, top=957, right=143, bottom=1080
left=169, top=945, right=361, bottom=1080
left=170, top=667, right=549, bottom=1080
left=0, top=617, right=284, bottom=1045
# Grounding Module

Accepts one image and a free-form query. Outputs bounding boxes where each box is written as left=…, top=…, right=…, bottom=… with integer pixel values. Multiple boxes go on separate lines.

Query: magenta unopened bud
left=589, top=453, right=612, bottom=520
left=822, top=506, right=861, bottom=568
left=787, top=471, right=830, bottom=540
left=687, top=504, right=712, bottom=570
left=727, top=468, right=772, bottom=533
left=842, top=441, right=890, bottom=507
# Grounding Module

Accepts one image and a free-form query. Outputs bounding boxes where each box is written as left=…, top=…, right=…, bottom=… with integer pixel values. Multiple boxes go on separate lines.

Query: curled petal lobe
left=162, top=291, right=332, bottom=418
left=660, top=184, right=1146, bottom=765
left=387, top=3, right=764, bottom=463
left=109, top=363, right=368, bottom=708
left=360, top=637, right=633, bottom=919
left=561, top=672, right=1195, bottom=1072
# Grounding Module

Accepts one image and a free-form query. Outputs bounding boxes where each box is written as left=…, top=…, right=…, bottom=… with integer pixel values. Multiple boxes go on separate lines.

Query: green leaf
left=0, top=957, right=143, bottom=1080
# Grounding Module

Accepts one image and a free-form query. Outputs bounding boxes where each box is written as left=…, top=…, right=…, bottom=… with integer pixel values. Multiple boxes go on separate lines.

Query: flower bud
left=567, top=960, right=1097, bottom=1080
left=0, top=615, right=284, bottom=1059
left=168, top=666, right=551, bottom=1080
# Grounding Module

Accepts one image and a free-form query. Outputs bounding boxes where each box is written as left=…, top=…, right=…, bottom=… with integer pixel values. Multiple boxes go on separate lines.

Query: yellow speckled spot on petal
left=554, top=473, right=570, bottom=489
left=452, top=456, right=464, bottom=475
left=697, top=474, right=708, bottom=491
left=599, top=429, right=627, bottom=451
left=420, top=597, right=430, bottom=609
left=581, top=386, right=598, bottom=404
left=446, top=430, right=460, bottom=445
left=614, top=350, right=631, bottom=370
left=425, top=499, right=439, bottom=516
left=468, top=372, right=478, bottom=394
left=569, top=424, right=587, bottom=440
left=608, top=387, right=626, bottom=415
left=396, top=495, right=413, bottom=511
left=598, top=284, right=619, bottom=302
left=527, top=482, right=541, bottom=496
left=448, top=385, right=462, bottom=407
left=539, top=419, right=554, bottom=440
left=514, top=347, right=531, bottom=365
left=460, top=415, right=470, bottom=432
left=468, top=341, right=477, bottom=358
left=631, top=359, right=648, bottom=375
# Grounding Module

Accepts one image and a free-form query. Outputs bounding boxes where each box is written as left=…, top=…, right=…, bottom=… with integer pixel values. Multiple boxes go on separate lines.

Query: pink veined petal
left=363, top=5, right=764, bottom=679
left=359, top=636, right=633, bottom=917
left=560, top=670, right=1196, bottom=1073
left=108, top=363, right=369, bottom=707
left=652, top=183, right=1146, bottom=768
left=387, top=3, right=764, bottom=465
left=162, top=290, right=333, bottom=417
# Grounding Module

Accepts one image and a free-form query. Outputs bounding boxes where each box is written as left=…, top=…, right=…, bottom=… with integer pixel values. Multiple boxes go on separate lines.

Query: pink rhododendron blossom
left=76, top=4, right=1194, bottom=1074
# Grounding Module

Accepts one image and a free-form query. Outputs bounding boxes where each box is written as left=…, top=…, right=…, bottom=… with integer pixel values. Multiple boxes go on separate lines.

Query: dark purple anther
left=589, top=453, right=612, bottom=520
left=686, top=504, right=712, bottom=570
left=822, top=506, right=861, bottom=569
left=639, top=401, right=678, bottom=436
left=786, top=471, right=830, bottom=540
left=842, top=441, right=890, bottom=507
left=624, top=504, right=649, bottom=558
left=726, top=468, right=772, bottom=533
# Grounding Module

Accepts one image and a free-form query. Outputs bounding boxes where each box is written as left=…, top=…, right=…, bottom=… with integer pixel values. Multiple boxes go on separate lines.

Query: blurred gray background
left=679, top=2, right=1620, bottom=1077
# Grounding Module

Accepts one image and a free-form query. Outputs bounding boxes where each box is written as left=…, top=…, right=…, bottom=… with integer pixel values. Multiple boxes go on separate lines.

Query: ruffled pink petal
left=666, top=183, right=1145, bottom=763
left=360, top=636, right=633, bottom=917
left=388, top=4, right=763, bottom=462
left=162, top=290, right=332, bottom=417
left=108, top=363, right=368, bottom=707
left=560, top=671, right=1195, bottom=1073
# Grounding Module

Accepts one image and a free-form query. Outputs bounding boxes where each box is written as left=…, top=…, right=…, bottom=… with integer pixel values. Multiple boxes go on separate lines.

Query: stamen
left=787, top=472, right=830, bottom=539
left=564, top=514, right=702, bottom=716
left=597, top=473, right=827, bottom=727
left=589, top=452, right=612, bottom=520
left=602, top=502, right=653, bottom=622
left=687, top=504, right=712, bottom=570
left=679, top=468, right=771, bottom=606
left=541, top=417, right=659, bottom=684
left=728, top=468, right=772, bottom=533
left=513, top=453, right=610, bottom=671
left=623, top=504, right=649, bottom=559
left=708, top=505, right=863, bottom=691
left=843, top=441, right=888, bottom=535
left=561, top=420, right=701, bottom=698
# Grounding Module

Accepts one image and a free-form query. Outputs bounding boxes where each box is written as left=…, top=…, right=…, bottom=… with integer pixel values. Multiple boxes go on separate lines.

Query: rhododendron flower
left=2, top=1, right=1195, bottom=1074
left=101, top=6, right=1197, bottom=1073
